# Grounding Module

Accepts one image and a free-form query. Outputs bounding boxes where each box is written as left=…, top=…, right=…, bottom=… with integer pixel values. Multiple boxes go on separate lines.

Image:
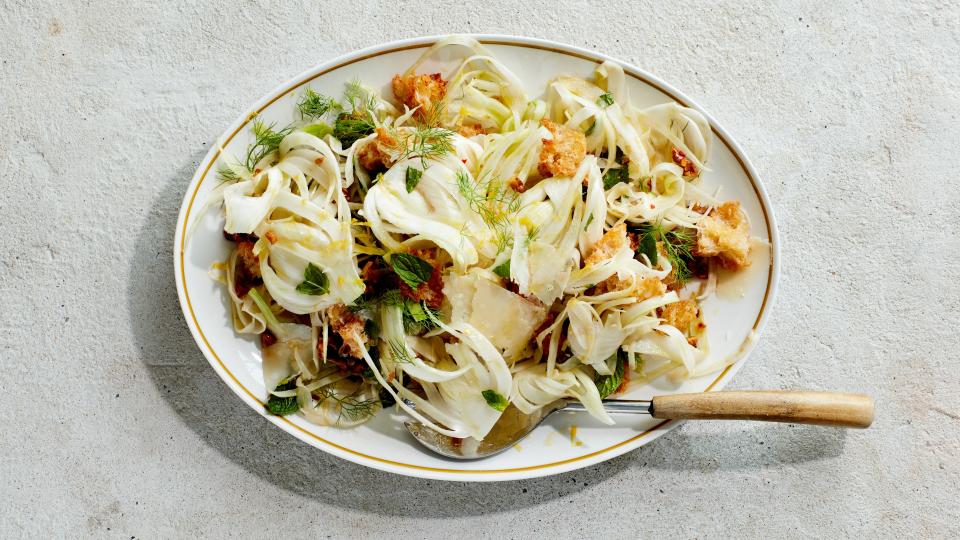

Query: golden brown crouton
left=538, top=119, right=586, bottom=178
left=391, top=73, right=446, bottom=118
left=594, top=275, right=666, bottom=300
left=658, top=299, right=700, bottom=334
left=327, top=304, right=368, bottom=359
left=585, top=223, right=628, bottom=265
left=457, top=123, right=486, bottom=137
left=356, top=127, right=399, bottom=171
left=696, top=201, right=751, bottom=270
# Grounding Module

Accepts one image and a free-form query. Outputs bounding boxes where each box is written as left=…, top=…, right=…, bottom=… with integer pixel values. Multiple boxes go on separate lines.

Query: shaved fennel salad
left=201, top=36, right=755, bottom=441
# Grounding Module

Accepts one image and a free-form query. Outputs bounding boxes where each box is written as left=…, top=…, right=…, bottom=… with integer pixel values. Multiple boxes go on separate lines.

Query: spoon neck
left=563, top=399, right=653, bottom=415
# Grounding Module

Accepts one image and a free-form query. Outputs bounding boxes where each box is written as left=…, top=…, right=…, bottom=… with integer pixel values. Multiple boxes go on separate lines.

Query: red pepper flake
left=254, top=168, right=262, bottom=175
left=314, top=156, right=325, bottom=165
left=260, top=330, right=277, bottom=348
left=671, top=147, right=697, bottom=177
left=265, top=231, right=278, bottom=244
left=461, top=159, right=467, bottom=164
left=650, top=204, right=656, bottom=209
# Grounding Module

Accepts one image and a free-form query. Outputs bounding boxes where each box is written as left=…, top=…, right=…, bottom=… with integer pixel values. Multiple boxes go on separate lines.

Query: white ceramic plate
left=174, top=35, right=780, bottom=482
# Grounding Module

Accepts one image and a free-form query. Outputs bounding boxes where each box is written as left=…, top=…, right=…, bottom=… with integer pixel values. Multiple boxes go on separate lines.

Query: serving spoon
left=404, top=391, right=875, bottom=459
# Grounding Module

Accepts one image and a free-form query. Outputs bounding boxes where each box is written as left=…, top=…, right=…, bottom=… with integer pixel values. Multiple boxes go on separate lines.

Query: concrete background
left=2, top=1, right=958, bottom=537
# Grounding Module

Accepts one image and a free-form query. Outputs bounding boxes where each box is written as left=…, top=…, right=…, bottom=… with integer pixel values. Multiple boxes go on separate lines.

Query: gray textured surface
left=2, top=1, right=959, bottom=537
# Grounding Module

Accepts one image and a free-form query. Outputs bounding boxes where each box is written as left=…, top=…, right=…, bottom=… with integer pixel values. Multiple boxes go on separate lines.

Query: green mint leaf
left=603, top=165, right=629, bottom=190
left=595, top=353, right=625, bottom=398
left=295, top=263, right=329, bottom=296
left=492, top=260, right=511, bottom=279
left=481, top=390, right=509, bottom=412
left=405, top=166, right=423, bottom=193
left=639, top=232, right=658, bottom=265
left=266, top=395, right=299, bottom=416
left=597, top=92, right=615, bottom=108
left=389, top=253, right=433, bottom=288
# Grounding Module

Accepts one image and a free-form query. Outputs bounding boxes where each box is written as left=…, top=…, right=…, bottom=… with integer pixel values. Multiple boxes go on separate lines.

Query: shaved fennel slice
left=391, top=319, right=515, bottom=440
left=262, top=323, right=313, bottom=392
left=400, top=35, right=528, bottom=131
left=223, top=250, right=266, bottom=334
left=362, top=157, right=484, bottom=269
left=635, top=102, right=712, bottom=169
left=578, top=158, right=606, bottom=255
left=256, top=215, right=364, bottom=314
left=511, top=362, right=612, bottom=424
left=223, top=167, right=285, bottom=234
left=381, top=304, right=470, bottom=383
left=565, top=300, right=626, bottom=374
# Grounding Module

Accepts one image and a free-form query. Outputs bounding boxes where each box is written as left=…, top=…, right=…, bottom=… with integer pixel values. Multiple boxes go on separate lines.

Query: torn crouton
left=356, top=127, right=399, bottom=171
left=457, top=123, right=486, bottom=137
left=696, top=201, right=751, bottom=270
left=538, top=119, right=586, bottom=178
left=327, top=304, right=368, bottom=359
left=658, top=299, right=701, bottom=335
left=594, top=275, right=666, bottom=301
left=391, top=73, right=446, bottom=118
left=585, top=223, right=628, bottom=265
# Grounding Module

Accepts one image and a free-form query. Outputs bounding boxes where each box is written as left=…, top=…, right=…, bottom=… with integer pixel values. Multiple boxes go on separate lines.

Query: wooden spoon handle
left=650, top=391, right=874, bottom=428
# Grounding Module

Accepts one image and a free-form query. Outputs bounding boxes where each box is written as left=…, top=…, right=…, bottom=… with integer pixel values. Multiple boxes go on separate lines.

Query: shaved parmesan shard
left=443, top=273, right=547, bottom=360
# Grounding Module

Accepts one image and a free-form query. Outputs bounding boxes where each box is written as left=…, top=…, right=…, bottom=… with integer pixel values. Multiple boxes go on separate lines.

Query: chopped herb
left=315, top=386, right=380, bottom=423
left=343, top=79, right=379, bottom=115
left=387, top=339, right=415, bottom=364
left=333, top=113, right=375, bottom=147
left=379, top=386, right=397, bottom=408
left=388, top=253, right=434, bottom=288
left=405, top=166, right=423, bottom=193
left=492, top=260, right=511, bottom=279
left=301, top=123, right=333, bottom=139
left=404, top=301, right=439, bottom=335
left=584, top=120, right=597, bottom=136
left=481, top=390, right=509, bottom=412
left=406, top=301, right=428, bottom=322
left=395, top=126, right=455, bottom=168
left=595, top=353, right=625, bottom=398
left=603, top=164, right=629, bottom=190
left=295, top=263, right=329, bottom=296
left=266, top=376, right=299, bottom=416
left=246, top=119, right=293, bottom=171
left=638, top=231, right=658, bottom=265
left=363, top=319, right=380, bottom=341
left=456, top=169, right=521, bottom=254
left=584, top=212, right=594, bottom=230
left=297, top=88, right=341, bottom=119
left=636, top=222, right=695, bottom=285
left=597, top=92, right=615, bottom=108
left=217, top=166, right=243, bottom=183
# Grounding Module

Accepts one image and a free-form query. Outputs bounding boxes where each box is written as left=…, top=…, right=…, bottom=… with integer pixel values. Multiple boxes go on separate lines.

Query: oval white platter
left=174, top=34, right=780, bottom=481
